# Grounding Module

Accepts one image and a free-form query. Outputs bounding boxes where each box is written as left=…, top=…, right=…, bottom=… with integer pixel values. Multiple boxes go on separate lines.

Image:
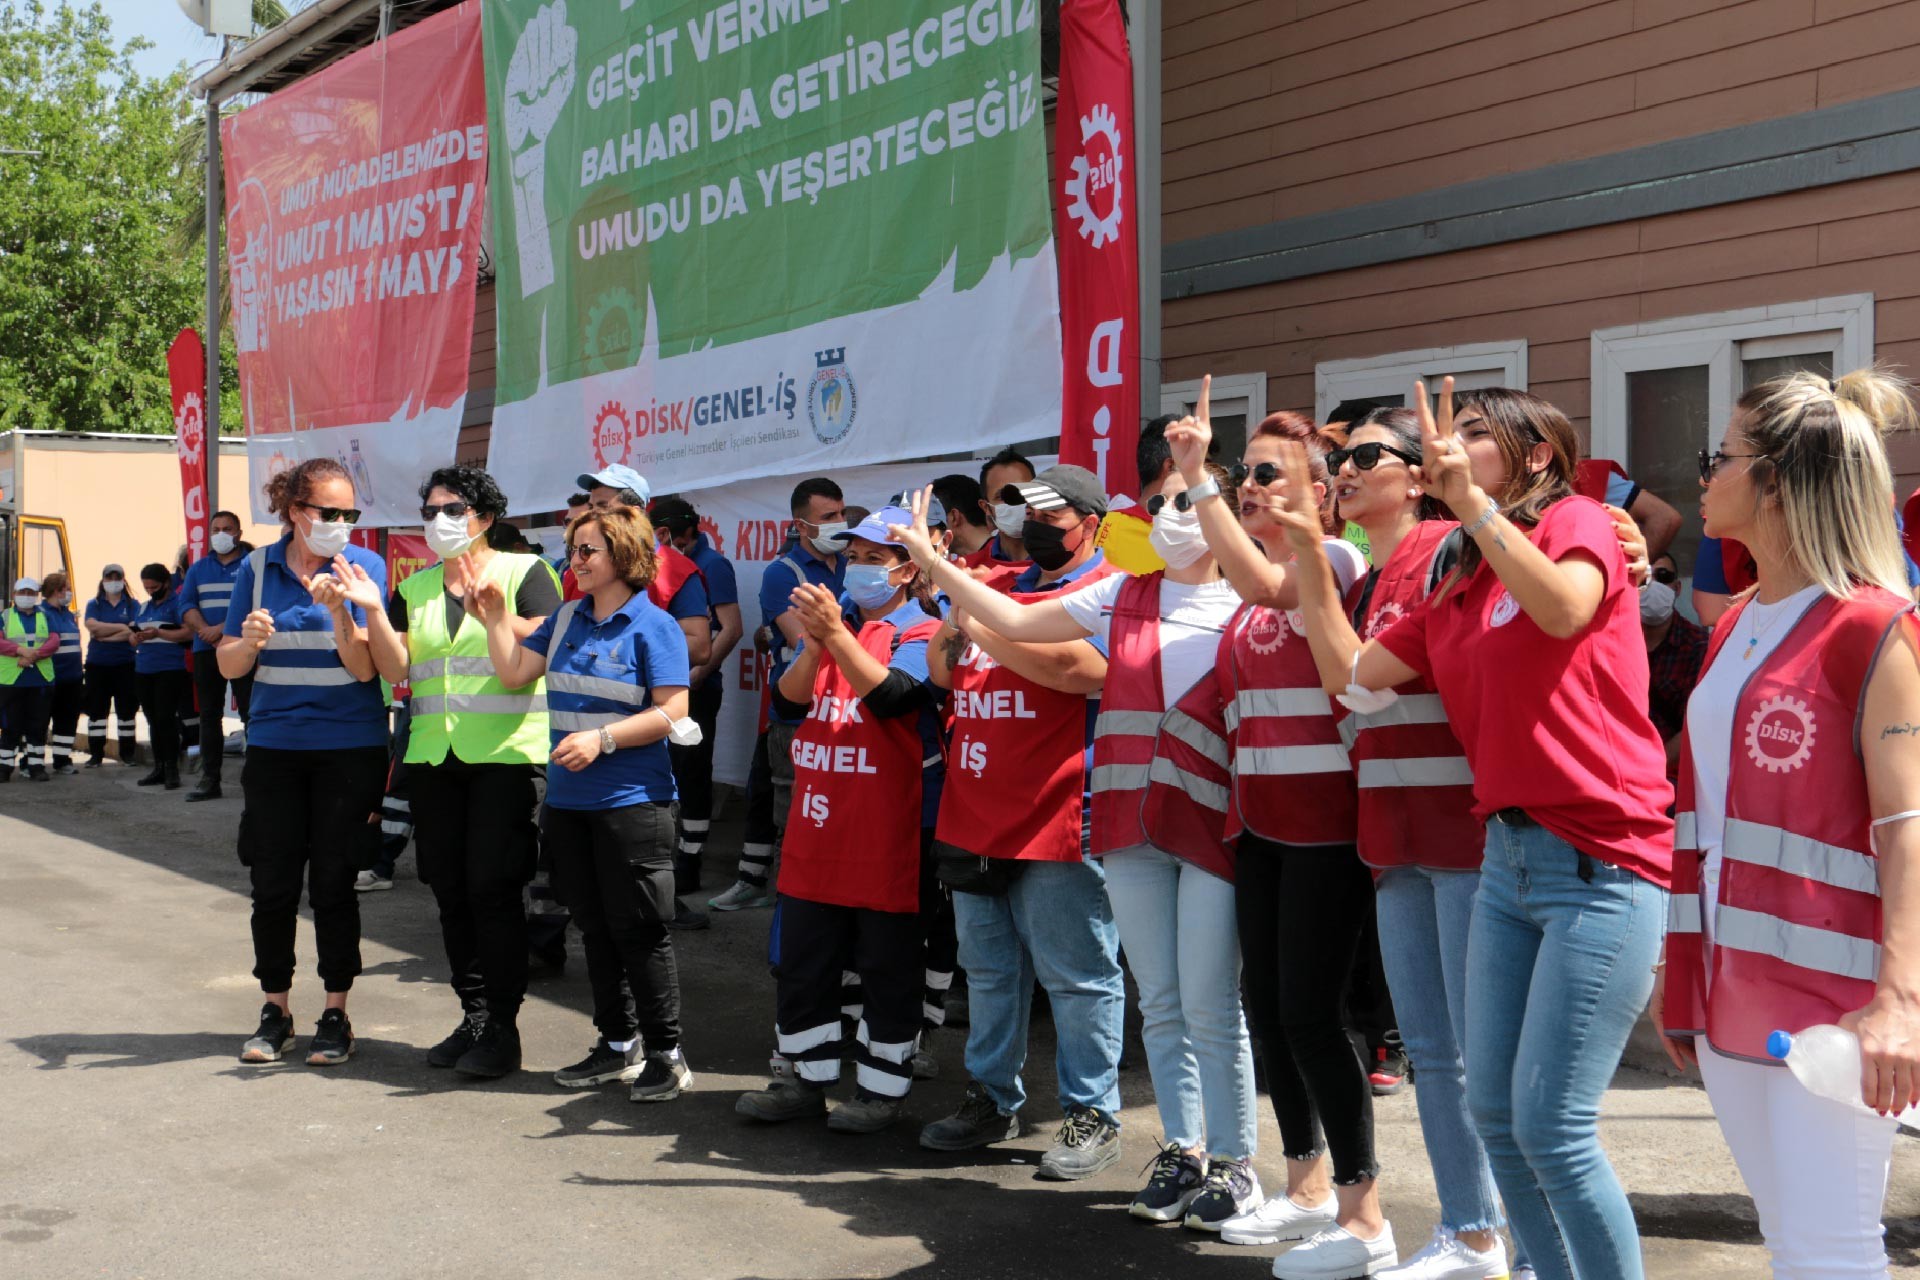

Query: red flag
left=1054, top=0, right=1140, bottom=501
left=167, top=328, right=211, bottom=563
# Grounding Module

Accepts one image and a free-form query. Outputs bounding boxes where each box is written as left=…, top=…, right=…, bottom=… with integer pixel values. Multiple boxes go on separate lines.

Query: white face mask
left=103, top=581, right=125, bottom=597
left=1149, top=505, right=1211, bottom=570
left=991, top=502, right=1027, bottom=538
left=13, top=593, right=37, bottom=610
left=1639, top=579, right=1677, bottom=627
left=51, top=592, right=71, bottom=608
left=808, top=521, right=848, bottom=555
left=210, top=531, right=237, bottom=555
left=424, top=511, right=478, bottom=560
left=302, top=517, right=354, bottom=559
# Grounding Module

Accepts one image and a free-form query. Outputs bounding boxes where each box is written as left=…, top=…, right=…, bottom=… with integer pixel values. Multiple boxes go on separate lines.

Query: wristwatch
left=597, top=726, right=617, bottom=756
left=1184, top=475, right=1222, bottom=507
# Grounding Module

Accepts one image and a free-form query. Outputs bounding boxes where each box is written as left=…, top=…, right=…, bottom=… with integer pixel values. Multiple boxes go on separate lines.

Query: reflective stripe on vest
left=1668, top=892, right=1703, bottom=935
left=1094, top=709, right=1160, bottom=737
left=0, top=609, right=53, bottom=684
left=1148, top=754, right=1228, bottom=812
left=545, top=670, right=643, bottom=704
left=1355, top=756, right=1474, bottom=788
left=1226, top=687, right=1329, bottom=732
left=1337, top=692, right=1449, bottom=749
left=256, top=665, right=357, bottom=687
left=1715, top=904, right=1881, bottom=983
left=1090, top=761, right=1150, bottom=793
left=1723, top=817, right=1879, bottom=896
left=1221, top=602, right=1357, bottom=846
left=1160, top=707, right=1229, bottom=768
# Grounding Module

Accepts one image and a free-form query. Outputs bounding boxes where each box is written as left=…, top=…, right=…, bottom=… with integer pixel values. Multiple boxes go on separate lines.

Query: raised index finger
left=1197, top=373, right=1212, bottom=426
left=1435, top=375, right=1457, bottom=440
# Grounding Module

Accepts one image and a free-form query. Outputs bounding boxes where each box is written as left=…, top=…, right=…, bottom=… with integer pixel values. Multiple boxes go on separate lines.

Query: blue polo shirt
left=84, top=597, right=137, bottom=667
left=45, top=605, right=82, bottom=682
left=760, top=543, right=845, bottom=725
left=182, top=551, right=247, bottom=653
left=685, top=532, right=739, bottom=692
left=225, top=537, right=389, bottom=750
left=526, top=590, right=690, bottom=811
left=133, top=593, right=187, bottom=675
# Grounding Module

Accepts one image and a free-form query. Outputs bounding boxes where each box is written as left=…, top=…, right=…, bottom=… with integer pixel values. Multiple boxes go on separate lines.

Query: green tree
left=0, top=0, right=229, bottom=433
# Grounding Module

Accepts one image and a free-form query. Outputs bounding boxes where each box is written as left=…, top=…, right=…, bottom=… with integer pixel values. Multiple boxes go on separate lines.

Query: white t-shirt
left=1059, top=540, right=1367, bottom=705
left=1685, top=583, right=1826, bottom=945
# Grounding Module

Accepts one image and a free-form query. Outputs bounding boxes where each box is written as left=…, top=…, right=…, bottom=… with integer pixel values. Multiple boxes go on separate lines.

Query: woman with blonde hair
left=1653, top=368, right=1920, bottom=1278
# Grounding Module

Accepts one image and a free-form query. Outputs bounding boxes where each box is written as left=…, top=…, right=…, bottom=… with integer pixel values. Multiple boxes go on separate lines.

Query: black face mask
left=1021, top=518, right=1087, bottom=572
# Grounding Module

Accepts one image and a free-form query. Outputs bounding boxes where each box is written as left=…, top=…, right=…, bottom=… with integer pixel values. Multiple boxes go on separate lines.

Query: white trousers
left=1698, top=1041, right=1898, bottom=1279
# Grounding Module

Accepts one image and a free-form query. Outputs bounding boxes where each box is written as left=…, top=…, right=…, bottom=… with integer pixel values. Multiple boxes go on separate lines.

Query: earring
left=1408, top=487, right=1421, bottom=499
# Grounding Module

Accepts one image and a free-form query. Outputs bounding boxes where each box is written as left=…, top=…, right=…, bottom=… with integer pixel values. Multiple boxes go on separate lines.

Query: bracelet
left=597, top=726, right=617, bottom=756
left=1462, top=496, right=1501, bottom=538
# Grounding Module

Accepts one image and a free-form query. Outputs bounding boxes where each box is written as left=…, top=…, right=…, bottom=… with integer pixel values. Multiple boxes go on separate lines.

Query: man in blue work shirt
left=181, top=509, right=253, bottom=801
left=709, top=476, right=847, bottom=911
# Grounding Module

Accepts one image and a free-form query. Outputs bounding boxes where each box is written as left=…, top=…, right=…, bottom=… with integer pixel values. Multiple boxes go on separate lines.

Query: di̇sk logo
left=591, top=401, right=631, bottom=469
left=175, top=391, right=205, bottom=466
left=1745, top=694, right=1816, bottom=773
left=1490, top=591, right=1520, bottom=628
left=1064, top=104, right=1125, bottom=249
left=1366, top=601, right=1408, bottom=639
left=1245, top=607, right=1288, bottom=654
left=696, top=515, right=724, bottom=554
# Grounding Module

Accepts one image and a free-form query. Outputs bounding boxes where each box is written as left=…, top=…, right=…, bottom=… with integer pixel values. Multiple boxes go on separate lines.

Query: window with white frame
left=1162, top=372, right=1266, bottom=476
left=1590, top=294, right=1873, bottom=577
left=1313, top=341, right=1528, bottom=424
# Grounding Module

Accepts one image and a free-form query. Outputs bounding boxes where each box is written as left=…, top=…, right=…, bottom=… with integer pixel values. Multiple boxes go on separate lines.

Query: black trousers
left=1235, top=834, right=1380, bottom=1185
left=192, top=656, right=252, bottom=780
left=1346, top=900, right=1399, bottom=1057
left=136, top=670, right=190, bottom=765
left=372, top=701, right=413, bottom=879
left=411, top=758, right=537, bottom=1019
left=737, top=724, right=778, bottom=886
left=83, top=663, right=139, bottom=758
left=0, top=682, right=54, bottom=767
left=544, top=800, right=682, bottom=1048
left=242, top=745, right=386, bottom=993
left=48, top=679, right=82, bottom=765
left=668, top=679, right=723, bottom=891
left=774, top=894, right=923, bottom=1099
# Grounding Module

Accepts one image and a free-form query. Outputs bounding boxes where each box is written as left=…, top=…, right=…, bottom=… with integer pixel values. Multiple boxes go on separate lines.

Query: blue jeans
left=953, top=856, right=1125, bottom=1118
left=1467, top=820, right=1665, bottom=1280
left=1377, top=865, right=1503, bottom=1235
left=1103, top=844, right=1258, bottom=1161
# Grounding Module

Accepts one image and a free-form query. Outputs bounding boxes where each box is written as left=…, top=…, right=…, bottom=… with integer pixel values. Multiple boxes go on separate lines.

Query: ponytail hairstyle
left=1441, top=388, right=1578, bottom=594
left=1735, top=366, right=1916, bottom=599
left=264, top=457, right=353, bottom=527
left=1339, top=406, right=1443, bottom=522
left=1250, top=410, right=1333, bottom=533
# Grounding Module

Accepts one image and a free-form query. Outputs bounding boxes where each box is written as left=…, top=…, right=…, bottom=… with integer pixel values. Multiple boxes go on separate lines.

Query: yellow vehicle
left=0, top=434, right=72, bottom=586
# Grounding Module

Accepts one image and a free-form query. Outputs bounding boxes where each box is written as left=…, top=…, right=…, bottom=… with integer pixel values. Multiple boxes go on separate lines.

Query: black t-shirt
left=387, top=561, right=562, bottom=635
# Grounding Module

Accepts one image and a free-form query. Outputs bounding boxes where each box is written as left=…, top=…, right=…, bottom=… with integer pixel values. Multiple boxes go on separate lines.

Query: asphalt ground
left=2, top=757, right=1917, bottom=1278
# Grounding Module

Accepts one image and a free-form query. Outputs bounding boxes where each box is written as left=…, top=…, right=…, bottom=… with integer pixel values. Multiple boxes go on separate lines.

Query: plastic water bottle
left=1768, top=1026, right=1876, bottom=1115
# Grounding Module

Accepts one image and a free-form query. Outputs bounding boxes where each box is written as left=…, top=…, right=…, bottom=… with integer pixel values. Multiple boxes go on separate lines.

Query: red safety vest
left=1663, top=586, right=1912, bottom=1061
left=1220, top=602, right=1357, bottom=847
left=779, top=615, right=944, bottom=914
left=1139, top=655, right=1237, bottom=880
left=936, top=564, right=1120, bottom=863
left=1573, top=458, right=1626, bottom=503
left=1340, top=521, right=1482, bottom=871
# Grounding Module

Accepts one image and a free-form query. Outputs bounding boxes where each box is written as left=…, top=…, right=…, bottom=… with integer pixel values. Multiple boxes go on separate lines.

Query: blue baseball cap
left=576, top=464, right=651, bottom=503
left=888, top=491, right=947, bottom=527
left=833, top=505, right=915, bottom=547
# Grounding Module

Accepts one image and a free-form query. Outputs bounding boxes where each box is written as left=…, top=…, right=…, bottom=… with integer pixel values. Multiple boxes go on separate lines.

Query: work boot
left=919, top=1081, right=1022, bottom=1151
left=454, top=1017, right=521, bottom=1079
left=136, top=763, right=166, bottom=786
left=426, top=1011, right=484, bottom=1068
left=186, top=774, right=222, bottom=802
left=163, top=760, right=182, bottom=791
left=735, top=1077, right=827, bottom=1123
left=826, top=1094, right=901, bottom=1134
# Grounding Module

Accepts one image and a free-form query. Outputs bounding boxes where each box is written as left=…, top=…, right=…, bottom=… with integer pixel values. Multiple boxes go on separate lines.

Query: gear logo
left=583, top=287, right=640, bottom=375
left=591, top=401, right=631, bottom=469
left=1064, top=104, right=1125, bottom=249
left=1245, top=607, right=1288, bottom=654
left=1366, top=601, right=1408, bottom=638
left=174, top=391, right=205, bottom=466
left=1490, top=590, right=1520, bottom=628
left=1745, top=694, right=1816, bottom=773
left=697, top=515, right=724, bottom=554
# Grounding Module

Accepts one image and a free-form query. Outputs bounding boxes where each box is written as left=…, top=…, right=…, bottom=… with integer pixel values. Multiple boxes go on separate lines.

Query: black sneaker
left=553, top=1037, right=642, bottom=1088
left=668, top=901, right=711, bottom=931
left=53, top=762, right=77, bottom=776
left=427, top=1012, right=484, bottom=1068
left=1369, top=1042, right=1409, bottom=1097
left=1130, top=1143, right=1207, bottom=1222
left=27, top=765, right=49, bottom=782
left=83, top=756, right=103, bottom=770
left=136, top=765, right=166, bottom=787
left=1039, top=1105, right=1123, bottom=1180
left=455, top=1018, right=521, bottom=1078
left=239, top=1002, right=295, bottom=1064
left=629, top=1047, right=693, bottom=1102
left=1184, top=1156, right=1263, bottom=1231
left=919, top=1080, right=1022, bottom=1151
left=185, top=777, right=222, bottom=802
left=306, top=1009, right=354, bottom=1066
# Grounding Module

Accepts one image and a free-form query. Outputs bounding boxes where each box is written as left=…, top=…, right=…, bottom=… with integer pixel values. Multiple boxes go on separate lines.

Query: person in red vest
left=1162, top=401, right=1405, bottom=1276
left=733, top=507, right=947, bottom=1135
left=1278, top=380, right=1673, bottom=1280
left=891, top=467, right=1266, bottom=1232
left=1652, top=369, right=1920, bottom=1277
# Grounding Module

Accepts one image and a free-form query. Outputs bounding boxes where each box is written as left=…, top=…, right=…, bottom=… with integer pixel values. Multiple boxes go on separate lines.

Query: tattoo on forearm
left=1491, top=528, right=1508, bottom=553
left=1881, top=722, right=1919, bottom=740
left=942, top=628, right=968, bottom=668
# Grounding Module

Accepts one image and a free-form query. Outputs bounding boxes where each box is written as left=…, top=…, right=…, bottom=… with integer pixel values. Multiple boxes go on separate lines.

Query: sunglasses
left=1652, top=567, right=1679, bottom=586
left=1227, top=462, right=1280, bottom=488
left=298, top=501, right=362, bottom=525
left=1327, top=442, right=1421, bottom=472
left=1146, top=491, right=1198, bottom=516
left=420, top=500, right=473, bottom=520
left=1697, top=448, right=1764, bottom=483
left=568, top=542, right=607, bottom=561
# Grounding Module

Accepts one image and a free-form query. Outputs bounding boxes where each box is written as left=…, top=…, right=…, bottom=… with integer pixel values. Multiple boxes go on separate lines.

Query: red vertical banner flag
left=1054, top=0, right=1141, bottom=501
left=167, top=327, right=211, bottom=563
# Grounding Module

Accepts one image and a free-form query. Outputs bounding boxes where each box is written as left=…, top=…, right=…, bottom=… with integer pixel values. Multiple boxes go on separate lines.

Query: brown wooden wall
left=1161, top=169, right=1920, bottom=482
left=458, top=280, right=495, bottom=469
left=1164, top=0, right=1920, bottom=243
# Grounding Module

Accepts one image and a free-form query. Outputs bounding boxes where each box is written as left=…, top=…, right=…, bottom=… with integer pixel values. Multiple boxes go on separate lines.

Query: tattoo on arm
left=942, top=627, right=968, bottom=668
left=1881, top=722, right=1919, bottom=740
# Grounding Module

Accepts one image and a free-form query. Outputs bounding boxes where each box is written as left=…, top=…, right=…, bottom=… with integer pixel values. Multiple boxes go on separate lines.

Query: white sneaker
left=354, top=870, right=393, bottom=892
left=708, top=879, right=774, bottom=911
left=1377, top=1226, right=1508, bottom=1279
left=1511, top=1269, right=1534, bottom=1280
left=1272, top=1223, right=1399, bottom=1279
left=1221, top=1192, right=1338, bottom=1246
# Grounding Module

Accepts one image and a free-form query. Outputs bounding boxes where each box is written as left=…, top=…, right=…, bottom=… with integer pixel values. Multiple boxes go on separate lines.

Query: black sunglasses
left=1146, top=491, right=1198, bottom=516
left=1228, top=462, right=1280, bottom=488
left=420, top=500, right=473, bottom=520
left=1327, top=442, right=1421, bottom=472
left=298, top=501, right=362, bottom=525
left=568, top=542, right=607, bottom=561
left=1652, top=566, right=1679, bottom=586
left=1698, top=448, right=1764, bottom=484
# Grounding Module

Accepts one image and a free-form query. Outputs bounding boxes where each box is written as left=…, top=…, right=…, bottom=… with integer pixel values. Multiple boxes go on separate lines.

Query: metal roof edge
left=189, top=0, right=378, bottom=102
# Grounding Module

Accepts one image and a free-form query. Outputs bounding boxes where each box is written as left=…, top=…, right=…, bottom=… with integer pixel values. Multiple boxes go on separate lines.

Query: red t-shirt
left=1374, top=496, right=1674, bottom=886
left=960, top=538, right=1029, bottom=574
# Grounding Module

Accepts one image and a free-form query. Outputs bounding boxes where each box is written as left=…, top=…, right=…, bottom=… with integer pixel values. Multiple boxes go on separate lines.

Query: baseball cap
left=101, top=563, right=125, bottom=577
left=576, top=464, right=651, bottom=503
left=1002, top=464, right=1108, bottom=517
left=833, top=505, right=915, bottom=547
left=888, top=491, right=948, bottom=527
left=14, top=576, right=40, bottom=593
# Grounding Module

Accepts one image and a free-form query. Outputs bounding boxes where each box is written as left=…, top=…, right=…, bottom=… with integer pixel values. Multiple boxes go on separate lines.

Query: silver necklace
left=1741, top=595, right=1796, bottom=661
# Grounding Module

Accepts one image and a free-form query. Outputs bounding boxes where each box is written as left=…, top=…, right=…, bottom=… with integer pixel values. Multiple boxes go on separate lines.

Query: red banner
left=1054, top=0, right=1141, bottom=501
left=386, top=532, right=434, bottom=591
left=222, top=1, right=487, bottom=529
left=167, top=327, right=211, bottom=563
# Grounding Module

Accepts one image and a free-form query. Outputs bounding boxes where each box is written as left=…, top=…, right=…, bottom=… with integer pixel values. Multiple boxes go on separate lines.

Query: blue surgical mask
left=844, top=563, right=900, bottom=610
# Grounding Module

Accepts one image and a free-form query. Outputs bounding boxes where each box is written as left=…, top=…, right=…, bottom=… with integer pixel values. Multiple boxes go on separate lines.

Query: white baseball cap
left=14, top=577, right=40, bottom=592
